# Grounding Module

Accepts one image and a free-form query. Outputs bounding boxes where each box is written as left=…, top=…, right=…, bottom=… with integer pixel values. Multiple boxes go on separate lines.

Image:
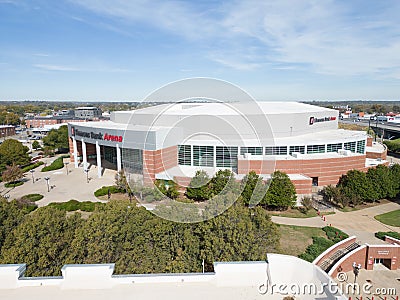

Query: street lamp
left=44, top=176, right=50, bottom=192
left=84, top=169, right=89, bottom=183
left=64, top=162, right=69, bottom=175
left=30, top=169, right=35, bottom=184
left=352, top=262, right=361, bottom=288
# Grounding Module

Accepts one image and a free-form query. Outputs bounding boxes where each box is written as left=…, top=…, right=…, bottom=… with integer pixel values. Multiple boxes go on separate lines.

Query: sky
left=0, top=0, right=400, bottom=101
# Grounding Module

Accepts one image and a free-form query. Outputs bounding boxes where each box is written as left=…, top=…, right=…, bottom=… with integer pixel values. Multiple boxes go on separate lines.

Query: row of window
left=178, top=140, right=366, bottom=167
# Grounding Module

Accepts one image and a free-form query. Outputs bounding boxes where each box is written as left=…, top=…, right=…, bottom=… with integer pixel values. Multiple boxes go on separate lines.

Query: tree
left=240, top=171, right=267, bottom=206
left=0, top=139, right=30, bottom=170
left=263, top=171, right=296, bottom=210
left=366, top=165, right=396, bottom=199
left=300, top=196, right=313, bottom=212
left=186, top=170, right=211, bottom=201
left=32, top=140, right=40, bottom=150
left=115, top=170, right=131, bottom=194
left=42, top=125, right=68, bottom=150
left=337, top=169, right=377, bottom=204
left=209, top=169, right=239, bottom=196
left=1, top=163, right=24, bottom=187
left=390, top=164, right=400, bottom=197
left=0, top=207, right=83, bottom=276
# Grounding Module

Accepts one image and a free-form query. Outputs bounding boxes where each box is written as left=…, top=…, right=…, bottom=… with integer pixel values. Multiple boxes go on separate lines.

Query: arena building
left=67, top=102, right=387, bottom=197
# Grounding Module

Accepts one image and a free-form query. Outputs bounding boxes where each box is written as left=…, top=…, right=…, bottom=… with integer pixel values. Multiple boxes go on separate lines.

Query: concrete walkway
left=272, top=202, right=400, bottom=244
left=1, top=157, right=116, bottom=207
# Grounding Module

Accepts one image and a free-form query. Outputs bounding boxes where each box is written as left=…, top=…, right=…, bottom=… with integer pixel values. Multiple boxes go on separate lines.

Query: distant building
left=74, top=107, right=102, bottom=119
left=0, top=125, right=15, bottom=138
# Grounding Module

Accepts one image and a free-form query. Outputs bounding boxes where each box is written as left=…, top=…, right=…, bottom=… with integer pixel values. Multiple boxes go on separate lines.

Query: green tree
left=366, top=165, right=396, bottom=199
left=0, top=207, right=82, bottom=276
left=337, top=169, right=377, bottom=204
left=0, top=198, right=30, bottom=251
left=263, top=171, right=296, bottom=209
left=1, top=163, right=24, bottom=187
left=0, top=139, right=30, bottom=170
left=209, top=169, right=239, bottom=196
left=32, top=140, right=40, bottom=150
left=186, top=170, right=211, bottom=201
left=42, top=125, right=68, bottom=150
left=240, top=171, right=267, bottom=206
left=390, top=164, right=400, bottom=197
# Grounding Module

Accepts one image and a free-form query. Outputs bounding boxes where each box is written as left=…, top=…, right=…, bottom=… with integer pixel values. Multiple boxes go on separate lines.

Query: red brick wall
left=69, top=138, right=82, bottom=163
left=366, top=246, right=399, bottom=270
left=314, top=237, right=357, bottom=266
left=367, top=136, right=373, bottom=146
left=26, top=119, right=59, bottom=128
left=366, top=150, right=387, bottom=160
left=385, top=236, right=400, bottom=246
left=143, top=146, right=178, bottom=184
left=291, top=178, right=312, bottom=194
left=330, top=246, right=368, bottom=278
left=238, top=155, right=366, bottom=187
left=0, top=127, right=15, bottom=137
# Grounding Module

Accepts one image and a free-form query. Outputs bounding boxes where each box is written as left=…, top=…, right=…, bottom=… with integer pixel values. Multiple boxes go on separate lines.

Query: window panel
left=240, top=147, right=263, bottom=155
left=178, top=145, right=191, bottom=166
left=265, top=146, right=288, bottom=155
left=306, top=144, right=325, bottom=154
left=327, top=143, right=342, bottom=153
left=193, top=146, right=214, bottom=167
left=289, top=146, right=305, bottom=155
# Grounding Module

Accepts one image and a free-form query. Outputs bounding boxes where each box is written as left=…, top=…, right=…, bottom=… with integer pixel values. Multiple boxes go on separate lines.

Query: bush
left=41, top=157, right=64, bottom=172
left=21, top=194, right=44, bottom=202
left=49, top=200, right=102, bottom=212
left=94, top=186, right=124, bottom=197
left=22, top=161, right=45, bottom=173
left=375, top=231, right=400, bottom=241
left=322, top=226, right=349, bottom=243
left=298, top=236, right=334, bottom=262
left=4, top=181, right=24, bottom=188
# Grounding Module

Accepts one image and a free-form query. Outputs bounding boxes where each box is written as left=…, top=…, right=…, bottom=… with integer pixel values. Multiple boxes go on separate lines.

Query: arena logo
left=71, top=127, right=123, bottom=143
left=309, top=116, right=336, bottom=125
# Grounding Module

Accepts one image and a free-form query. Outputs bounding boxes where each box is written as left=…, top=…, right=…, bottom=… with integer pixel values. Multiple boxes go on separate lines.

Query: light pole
left=30, top=169, right=35, bottom=184
left=64, top=162, right=69, bottom=175
left=352, top=262, right=361, bottom=289
left=44, top=177, right=50, bottom=192
left=84, top=168, right=89, bottom=183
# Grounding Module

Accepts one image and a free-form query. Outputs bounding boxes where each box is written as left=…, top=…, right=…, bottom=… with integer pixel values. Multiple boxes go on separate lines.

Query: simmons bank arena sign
left=71, top=127, right=123, bottom=143
left=309, top=116, right=336, bottom=125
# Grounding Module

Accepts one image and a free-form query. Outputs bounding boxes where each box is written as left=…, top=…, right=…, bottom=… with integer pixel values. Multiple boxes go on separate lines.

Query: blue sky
left=0, top=0, right=400, bottom=101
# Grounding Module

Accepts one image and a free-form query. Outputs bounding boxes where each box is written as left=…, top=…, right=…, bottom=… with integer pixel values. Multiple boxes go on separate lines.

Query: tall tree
left=209, top=169, right=239, bottom=196
left=186, top=170, right=211, bottom=201
left=1, top=163, right=24, bottom=187
left=366, top=165, right=396, bottom=199
left=337, top=169, right=377, bottom=204
left=0, top=207, right=82, bottom=276
left=0, top=139, right=30, bottom=170
left=240, top=171, right=267, bottom=206
left=263, top=171, right=297, bottom=209
left=42, top=125, right=68, bottom=150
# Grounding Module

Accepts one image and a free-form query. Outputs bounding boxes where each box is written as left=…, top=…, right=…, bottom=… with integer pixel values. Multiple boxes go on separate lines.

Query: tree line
left=322, top=164, right=400, bottom=207
left=0, top=197, right=280, bottom=277
left=129, top=169, right=297, bottom=210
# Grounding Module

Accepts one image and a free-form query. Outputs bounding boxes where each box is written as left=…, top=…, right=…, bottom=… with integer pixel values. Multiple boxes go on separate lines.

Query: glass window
left=289, top=146, right=305, bottom=155
left=265, top=146, right=288, bottom=155
left=327, top=143, right=342, bottom=152
left=193, top=146, right=214, bottom=167
left=178, top=145, right=191, bottom=166
left=307, top=144, right=325, bottom=154
left=344, top=141, right=356, bottom=153
left=357, top=140, right=366, bottom=154
left=216, top=146, right=238, bottom=172
left=240, top=147, right=263, bottom=155
left=122, top=148, right=143, bottom=174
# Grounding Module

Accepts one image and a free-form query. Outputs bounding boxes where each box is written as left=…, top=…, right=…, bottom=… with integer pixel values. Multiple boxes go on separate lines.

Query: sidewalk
left=272, top=202, right=400, bottom=244
left=1, top=159, right=116, bottom=207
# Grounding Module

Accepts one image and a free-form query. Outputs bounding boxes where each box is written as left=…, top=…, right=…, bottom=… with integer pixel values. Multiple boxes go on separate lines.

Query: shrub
left=22, top=161, right=45, bottom=173
left=299, top=236, right=334, bottom=262
left=49, top=200, right=102, bottom=212
left=4, top=181, right=24, bottom=188
left=41, top=157, right=64, bottom=172
left=21, top=194, right=44, bottom=202
left=375, top=231, right=400, bottom=241
left=323, top=226, right=349, bottom=243
left=94, top=186, right=124, bottom=197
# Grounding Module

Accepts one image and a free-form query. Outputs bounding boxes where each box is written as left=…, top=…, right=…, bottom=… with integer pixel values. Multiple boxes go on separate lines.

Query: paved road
left=272, top=202, right=400, bottom=244
left=1, top=156, right=116, bottom=207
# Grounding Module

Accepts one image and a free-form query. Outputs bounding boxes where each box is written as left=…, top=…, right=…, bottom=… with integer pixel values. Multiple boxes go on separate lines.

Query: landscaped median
left=41, top=157, right=64, bottom=172
left=49, top=200, right=104, bottom=212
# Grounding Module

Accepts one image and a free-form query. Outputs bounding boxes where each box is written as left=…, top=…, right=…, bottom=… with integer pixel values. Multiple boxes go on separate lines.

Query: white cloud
left=33, top=64, right=81, bottom=71
left=69, top=0, right=400, bottom=77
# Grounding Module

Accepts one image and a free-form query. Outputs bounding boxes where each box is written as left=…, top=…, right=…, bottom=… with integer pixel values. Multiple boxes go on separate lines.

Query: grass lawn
left=277, top=224, right=326, bottom=256
left=269, top=208, right=335, bottom=218
left=374, top=209, right=400, bottom=227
